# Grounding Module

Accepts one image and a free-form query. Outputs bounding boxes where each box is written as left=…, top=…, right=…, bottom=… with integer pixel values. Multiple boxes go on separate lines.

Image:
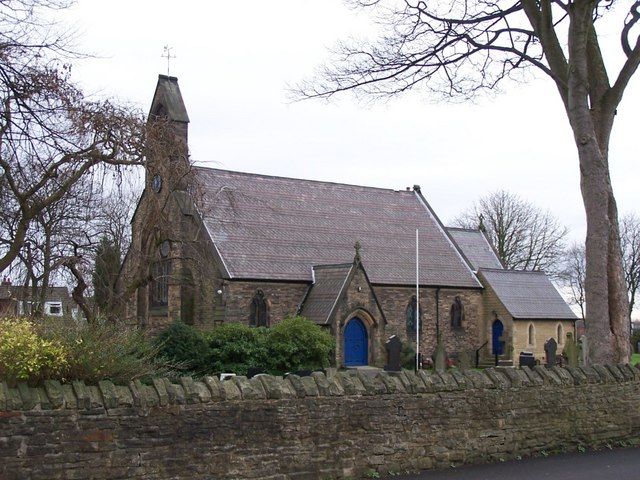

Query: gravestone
left=579, top=335, right=588, bottom=366
left=458, top=350, right=474, bottom=371
left=384, top=335, right=402, bottom=372
left=434, top=335, right=447, bottom=373
left=544, top=337, right=558, bottom=366
left=562, top=332, right=579, bottom=367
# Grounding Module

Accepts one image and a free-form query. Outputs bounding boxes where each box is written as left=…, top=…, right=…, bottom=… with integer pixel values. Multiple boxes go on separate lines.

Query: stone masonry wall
left=2, top=365, right=640, bottom=479
left=375, top=286, right=483, bottom=360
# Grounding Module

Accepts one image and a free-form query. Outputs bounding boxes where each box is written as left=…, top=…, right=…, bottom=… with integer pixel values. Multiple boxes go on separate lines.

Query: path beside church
left=395, top=447, right=639, bottom=479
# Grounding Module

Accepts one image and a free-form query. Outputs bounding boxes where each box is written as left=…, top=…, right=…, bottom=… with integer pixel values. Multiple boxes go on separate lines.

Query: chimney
left=2, top=277, right=11, bottom=286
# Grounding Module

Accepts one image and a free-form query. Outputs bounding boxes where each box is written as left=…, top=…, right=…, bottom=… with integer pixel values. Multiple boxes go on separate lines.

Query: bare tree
left=295, top=0, right=640, bottom=363
left=0, top=0, right=151, bottom=275
left=621, top=213, right=640, bottom=319
left=453, top=190, right=568, bottom=273
left=560, top=243, right=586, bottom=320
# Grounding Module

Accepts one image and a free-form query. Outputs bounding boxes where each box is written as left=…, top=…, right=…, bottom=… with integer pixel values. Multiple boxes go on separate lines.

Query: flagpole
left=416, top=228, right=420, bottom=372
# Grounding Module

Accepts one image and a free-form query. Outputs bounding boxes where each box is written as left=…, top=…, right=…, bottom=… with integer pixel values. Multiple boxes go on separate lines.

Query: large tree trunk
left=579, top=144, right=630, bottom=364
left=565, top=3, right=630, bottom=365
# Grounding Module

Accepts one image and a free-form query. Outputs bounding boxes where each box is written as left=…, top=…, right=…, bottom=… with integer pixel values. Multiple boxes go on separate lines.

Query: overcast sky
left=64, top=1, right=639, bottom=243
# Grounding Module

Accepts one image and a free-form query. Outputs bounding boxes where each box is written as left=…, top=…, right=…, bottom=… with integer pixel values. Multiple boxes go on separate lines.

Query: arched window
left=405, top=295, right=423, bottom=335
left=249, top=289, right=269, bottom=327
left=528, top=323, right=535, bottom=346
left=450, top=296, right=465, bottom=329
left=557, top=324, right=564, bottom=344
left=149, top=259, right=171, bottom=308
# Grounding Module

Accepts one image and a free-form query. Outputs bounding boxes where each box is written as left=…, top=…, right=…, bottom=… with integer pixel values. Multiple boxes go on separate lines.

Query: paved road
left=394, top=447, right=640, bottom=480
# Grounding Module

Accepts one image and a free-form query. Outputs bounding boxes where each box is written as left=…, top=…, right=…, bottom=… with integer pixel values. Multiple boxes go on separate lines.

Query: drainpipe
left=435, top=287, right=441, bottom=340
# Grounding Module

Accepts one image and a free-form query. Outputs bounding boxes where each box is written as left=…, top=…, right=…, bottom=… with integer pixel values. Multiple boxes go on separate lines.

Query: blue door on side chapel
left=492, top=319, right=504, bottom=355
left=344, top=318, right=368, bottom=366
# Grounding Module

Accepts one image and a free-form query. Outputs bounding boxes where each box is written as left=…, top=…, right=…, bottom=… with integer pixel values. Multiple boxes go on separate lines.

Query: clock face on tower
left=151, top=174, right=163, bottom=193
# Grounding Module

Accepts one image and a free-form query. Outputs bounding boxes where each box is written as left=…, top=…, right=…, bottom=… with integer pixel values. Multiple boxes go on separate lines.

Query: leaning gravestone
left=544, top=337, right=558, bottom=366
left=384, top=335, right=402, bottom=372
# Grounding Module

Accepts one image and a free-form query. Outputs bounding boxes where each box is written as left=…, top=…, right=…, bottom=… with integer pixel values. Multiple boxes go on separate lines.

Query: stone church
left=118, top=75, right=576, bottom=368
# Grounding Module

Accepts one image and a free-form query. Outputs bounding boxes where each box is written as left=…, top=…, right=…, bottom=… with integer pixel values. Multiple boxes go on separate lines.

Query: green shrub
left=0, top=318, right=68, bottom=385
left=40, top=318, right=172, bottom=384
left=206, top=323, right=269, bottom=376
left=155, top=322, right=211, bottom=375
left=265, top=316, right=334, bottom=374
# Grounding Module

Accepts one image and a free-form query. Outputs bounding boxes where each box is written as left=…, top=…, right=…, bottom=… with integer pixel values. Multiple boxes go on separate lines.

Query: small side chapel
left=118, top=75, right=576, bottom=368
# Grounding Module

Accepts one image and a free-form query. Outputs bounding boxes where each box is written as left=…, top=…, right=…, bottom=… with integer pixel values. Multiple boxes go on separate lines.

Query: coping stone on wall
left=356, top=372, right=387, bottom=395
left=310, top=372, right=332, bottom=396
left=180, top=377, right=201, bottom=404
left=449, top=370, right=470, bottom=389
left=152, top=378, right=170, bottom=406
left=592, top=365, right=616, bottom=383
left=498, top=368, right=523, bottom=387
left=462, top=370, right=495, bottom=389
left=248, top=377, right=267, bottom=399
left=550, top=367, right=574, bottom=386
left=35, top=387, right=52, bottom=410
left=99, top=381, right=119, bottom=409
left=114, top=385, right=134, bottom=407
left=564, top=367, right=588, bottom=385
left=533, top=366, right=561, bottom=385
left=579, top=366, right=602, bottom=383
left=259, top=374, right=295, bottom=399
left=404, top=371, right=430, bottom=393
left=520, top=366, right=544, bottom=386
left=484, top=368, right=511, bottom=389
left=202, top=375, right=224, bottom=400
left=436, top=371, right=460, bottom=391
left=605, top=365, right=626, bottom=382
left=72, top=380, right=91, bottom=409
left=0, top=381, right=8, bottom=410
left=18, top=382, right=36, bottom=410
left=328, top=375, right=345, bottom=396
left=377, top=372, right=404, bottom=394
left=221, top=378, right=241, bottom=400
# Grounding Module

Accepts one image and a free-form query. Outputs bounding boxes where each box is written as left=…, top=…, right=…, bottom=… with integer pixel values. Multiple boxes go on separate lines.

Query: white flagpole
left=416, top=228, right=420, bottom=372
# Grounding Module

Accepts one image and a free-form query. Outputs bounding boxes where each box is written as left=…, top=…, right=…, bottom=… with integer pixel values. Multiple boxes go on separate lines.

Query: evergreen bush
left=265, top=316, right=334, bottom=374
left=155, top=321, right=211, bottom=375
left=206, top=323, right=269, bottom=376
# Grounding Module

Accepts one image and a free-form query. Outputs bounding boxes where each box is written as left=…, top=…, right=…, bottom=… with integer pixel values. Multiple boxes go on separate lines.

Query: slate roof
left=195, top=168, right=481, bottom=288
left=478, top=268, right=576, bottom=320
left=149, top=75, right=189, bottom=123
left=446, top=227, right=503, bottom=270
left=299, top=264, right=353, bottom=324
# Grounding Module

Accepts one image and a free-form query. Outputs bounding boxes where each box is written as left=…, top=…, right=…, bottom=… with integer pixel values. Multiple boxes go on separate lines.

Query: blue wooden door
left=344, top=318, right=368, bottom=366
left=492, top=319, right=504, bottom=355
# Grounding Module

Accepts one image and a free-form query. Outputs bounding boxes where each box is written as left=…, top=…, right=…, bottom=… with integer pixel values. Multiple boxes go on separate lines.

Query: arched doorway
left=492, top=319, right=504, bottom=356
left=344, top=317, right=368, bottom=366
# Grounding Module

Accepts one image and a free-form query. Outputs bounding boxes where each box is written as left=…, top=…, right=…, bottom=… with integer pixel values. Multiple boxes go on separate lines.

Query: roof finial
left=162, top=45, right=176, bottom=76
left=354, top=241, right=362, bottom=263
left=478, top=214, right=486, bottom=232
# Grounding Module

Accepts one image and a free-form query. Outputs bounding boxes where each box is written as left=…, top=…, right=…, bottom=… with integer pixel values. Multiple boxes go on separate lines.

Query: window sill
left=149, top=307, right=169, bottom=317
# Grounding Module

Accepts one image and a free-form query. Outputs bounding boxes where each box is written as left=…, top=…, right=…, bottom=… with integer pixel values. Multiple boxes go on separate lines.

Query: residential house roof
left=194, top=167, right=481, bottom=288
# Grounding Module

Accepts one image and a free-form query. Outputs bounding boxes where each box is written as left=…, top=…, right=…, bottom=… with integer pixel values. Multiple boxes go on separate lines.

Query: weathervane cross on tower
left=161, top=45, right=176, bottom=76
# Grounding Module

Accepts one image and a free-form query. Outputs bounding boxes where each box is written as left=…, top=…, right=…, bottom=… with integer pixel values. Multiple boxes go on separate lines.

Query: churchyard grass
left=632, top=354, right=640, bottom=366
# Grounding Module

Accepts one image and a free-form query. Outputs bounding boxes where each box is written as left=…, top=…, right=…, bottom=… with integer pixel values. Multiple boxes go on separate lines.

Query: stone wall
left=513, top=319, right=576, bottom=361
left=375, top=286, right=483, bottom=360
left=2, top=365, right=640, bottom=480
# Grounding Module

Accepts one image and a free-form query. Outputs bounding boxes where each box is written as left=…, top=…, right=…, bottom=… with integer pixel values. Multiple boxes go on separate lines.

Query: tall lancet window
left=250, top=289, right=269, bottom=327
left=405, top=295, right=423, bottom=335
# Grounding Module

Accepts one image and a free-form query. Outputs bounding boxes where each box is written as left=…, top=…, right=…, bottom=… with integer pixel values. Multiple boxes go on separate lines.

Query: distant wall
left=1, top=365, right=640, bottom=480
